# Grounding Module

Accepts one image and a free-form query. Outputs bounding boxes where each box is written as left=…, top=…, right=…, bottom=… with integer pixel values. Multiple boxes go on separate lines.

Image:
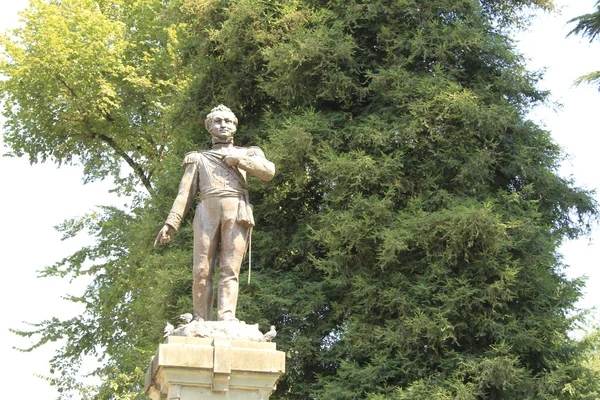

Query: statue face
left=208, top=111, right=237, bottom=141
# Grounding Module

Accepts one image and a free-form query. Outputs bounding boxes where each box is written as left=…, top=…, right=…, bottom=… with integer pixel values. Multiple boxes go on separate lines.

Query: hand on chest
left=200, top=149, right=248, bottom=189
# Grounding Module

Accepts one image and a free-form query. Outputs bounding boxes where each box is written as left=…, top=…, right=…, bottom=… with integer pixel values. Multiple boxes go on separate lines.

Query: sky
left=518, top=2, right=600, bottom=315
left=1, top=0, right=600, bottom=398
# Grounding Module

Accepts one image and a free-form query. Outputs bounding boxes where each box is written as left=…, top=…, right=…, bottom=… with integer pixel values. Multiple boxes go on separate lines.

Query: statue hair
left=205, top=105, right=238, bottom=131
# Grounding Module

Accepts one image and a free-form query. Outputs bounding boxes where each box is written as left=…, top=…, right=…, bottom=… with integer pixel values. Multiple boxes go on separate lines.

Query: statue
left=155, top=105, right=275, bottom=322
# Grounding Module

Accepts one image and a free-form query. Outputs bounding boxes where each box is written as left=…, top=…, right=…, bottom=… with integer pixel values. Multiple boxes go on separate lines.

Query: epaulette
left=182, top=151, right=202, bottom=166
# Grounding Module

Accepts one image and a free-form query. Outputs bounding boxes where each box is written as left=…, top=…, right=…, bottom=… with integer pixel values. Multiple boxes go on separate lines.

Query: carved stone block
left=145, top=336, right=285, bottom=400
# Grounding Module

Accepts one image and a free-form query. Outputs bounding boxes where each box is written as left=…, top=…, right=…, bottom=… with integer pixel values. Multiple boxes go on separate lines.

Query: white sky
left=1, top=0, right=600, bottom=398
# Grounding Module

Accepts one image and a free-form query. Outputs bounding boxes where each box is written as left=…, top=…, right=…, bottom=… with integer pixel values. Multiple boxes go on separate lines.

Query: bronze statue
left=155, top=105, right=275, bottom=322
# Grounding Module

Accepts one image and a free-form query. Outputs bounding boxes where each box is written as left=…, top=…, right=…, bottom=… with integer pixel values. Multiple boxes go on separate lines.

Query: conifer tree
left=2, top=0, right=600, bottom=398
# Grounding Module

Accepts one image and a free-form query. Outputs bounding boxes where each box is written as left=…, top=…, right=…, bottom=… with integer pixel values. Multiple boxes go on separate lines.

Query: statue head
left=205, top=105, right=238, bottom=143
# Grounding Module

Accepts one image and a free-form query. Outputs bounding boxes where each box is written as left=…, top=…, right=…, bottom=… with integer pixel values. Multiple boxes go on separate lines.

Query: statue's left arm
left=226, top=147, right=275, bottom=182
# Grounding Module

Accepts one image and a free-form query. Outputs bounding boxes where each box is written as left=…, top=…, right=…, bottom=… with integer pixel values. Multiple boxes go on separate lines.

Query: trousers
left=192, top=195, right=249, bottom=321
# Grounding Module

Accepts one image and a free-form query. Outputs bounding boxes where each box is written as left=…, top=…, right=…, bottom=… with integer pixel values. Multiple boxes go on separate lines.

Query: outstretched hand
left=154, top=224, right=175, bottom=246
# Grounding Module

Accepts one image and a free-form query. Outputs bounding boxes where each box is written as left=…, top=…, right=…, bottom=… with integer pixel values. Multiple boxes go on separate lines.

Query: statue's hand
left=224, top=155, right=241, bottom=166
left=154, top=224, right=175, bottom=246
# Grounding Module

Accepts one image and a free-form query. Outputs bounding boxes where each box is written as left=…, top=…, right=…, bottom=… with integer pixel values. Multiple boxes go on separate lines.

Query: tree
left=568, top=1, right=600, bottom=89
left=2, top=0, right=189, bottom=397
left=0, top=0, right=186, bottom=193
left=3, top=0, right=600, bottom=399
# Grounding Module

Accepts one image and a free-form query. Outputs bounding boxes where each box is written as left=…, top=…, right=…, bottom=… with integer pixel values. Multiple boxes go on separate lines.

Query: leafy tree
left=0, top=0, right=186, bottom=193
left=3, top=0, right=600, bottom=399
left=569, top=1, right=600, bottom=88
left=2, top=0, right=188, bottom=397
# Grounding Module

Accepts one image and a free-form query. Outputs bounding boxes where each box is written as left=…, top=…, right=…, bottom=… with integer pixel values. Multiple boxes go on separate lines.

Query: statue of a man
left=155, top=105, right=275, bottom=322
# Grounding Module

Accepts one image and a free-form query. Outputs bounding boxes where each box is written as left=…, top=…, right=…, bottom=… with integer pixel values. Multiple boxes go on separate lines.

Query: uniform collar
left=211, top=138, right=234, bottom=149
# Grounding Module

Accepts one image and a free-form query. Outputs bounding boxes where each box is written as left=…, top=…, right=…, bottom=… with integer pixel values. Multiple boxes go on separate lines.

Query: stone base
left=145, top=336, right=285, bottom=400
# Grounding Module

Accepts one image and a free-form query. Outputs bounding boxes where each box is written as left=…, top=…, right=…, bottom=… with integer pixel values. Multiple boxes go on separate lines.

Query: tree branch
left=54, top=74, right=155, bottom=193
left=96, top=132, right=154, bottom=193
left=81, top=118, right=154, bottom=193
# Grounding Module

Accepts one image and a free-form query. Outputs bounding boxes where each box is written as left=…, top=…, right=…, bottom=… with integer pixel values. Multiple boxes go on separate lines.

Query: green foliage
left=5, top=0, right=600, bottom=399
left=568, top=1, right=600, bottom=89
left=0, top=0, right=187, bottom=193
left=569, top=1, right=600, bottom=42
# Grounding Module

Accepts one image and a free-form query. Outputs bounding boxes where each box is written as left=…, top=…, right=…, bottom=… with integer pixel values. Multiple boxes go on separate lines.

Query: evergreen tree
left=2, top=0, right=599, bottom=398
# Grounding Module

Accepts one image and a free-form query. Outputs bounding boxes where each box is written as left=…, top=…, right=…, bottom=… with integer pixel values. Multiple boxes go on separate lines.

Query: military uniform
left=165, top=142, right=275, bottom=321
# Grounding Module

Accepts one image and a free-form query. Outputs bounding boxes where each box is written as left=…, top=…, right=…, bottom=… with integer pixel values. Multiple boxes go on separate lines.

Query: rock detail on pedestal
left=166, top=320, right=271, bottom=341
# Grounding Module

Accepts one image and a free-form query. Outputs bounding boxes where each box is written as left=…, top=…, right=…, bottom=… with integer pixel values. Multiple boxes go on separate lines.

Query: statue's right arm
left=154, top=159, right=199, bottom=245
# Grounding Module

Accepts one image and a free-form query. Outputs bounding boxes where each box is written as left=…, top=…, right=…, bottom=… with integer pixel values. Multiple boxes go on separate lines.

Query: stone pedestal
left=145, top=336, right=285, bottom=400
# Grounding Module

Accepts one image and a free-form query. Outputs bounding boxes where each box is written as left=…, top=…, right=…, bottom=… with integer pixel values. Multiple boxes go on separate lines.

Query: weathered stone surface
left=145, top=337, right=285, bottom=400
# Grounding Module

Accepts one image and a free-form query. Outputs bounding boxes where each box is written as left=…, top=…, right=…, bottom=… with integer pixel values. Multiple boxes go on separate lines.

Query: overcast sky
left=1, top=0, right=600, bottom=398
